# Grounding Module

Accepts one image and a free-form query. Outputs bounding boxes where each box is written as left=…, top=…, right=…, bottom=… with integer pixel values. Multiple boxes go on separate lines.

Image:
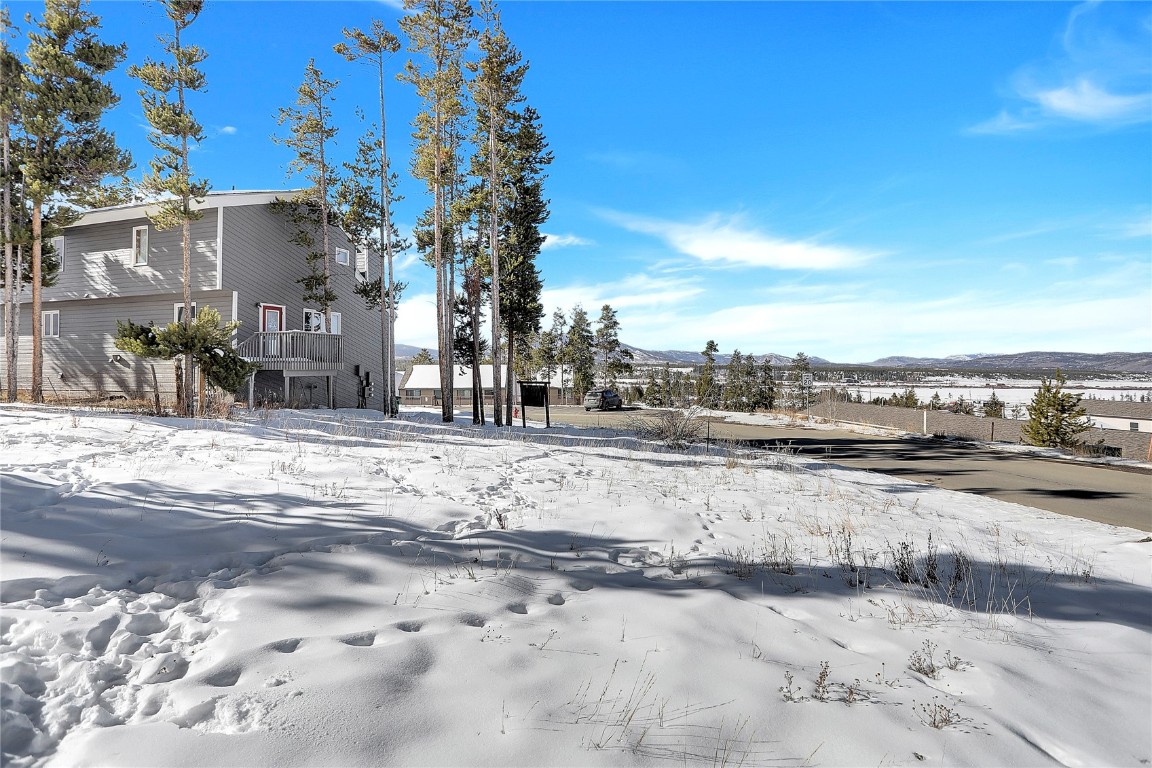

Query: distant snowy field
left=2, top=405, right=1149, bottom=767
left=829, top=377, right=1152, bottom=409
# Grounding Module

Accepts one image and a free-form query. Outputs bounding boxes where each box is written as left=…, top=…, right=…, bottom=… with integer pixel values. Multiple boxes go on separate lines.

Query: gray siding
left=47, top=209, right=219, bottom=301
left=223, top=204, right=383, bottom=409
left=1, top=291, right=235, bottom=402
left=3, top=199, right=387, bottom=410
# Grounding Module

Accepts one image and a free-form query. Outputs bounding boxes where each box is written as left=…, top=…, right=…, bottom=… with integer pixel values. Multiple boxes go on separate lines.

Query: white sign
left=801, top=373, right=813, bottom=387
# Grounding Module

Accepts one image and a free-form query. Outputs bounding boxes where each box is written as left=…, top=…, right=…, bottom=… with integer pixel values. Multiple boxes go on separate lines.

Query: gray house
left=1, top=191, right=386, bottom=409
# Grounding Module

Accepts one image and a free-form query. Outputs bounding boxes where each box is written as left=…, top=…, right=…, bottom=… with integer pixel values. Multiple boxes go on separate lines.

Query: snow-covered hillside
left=1, top=405, right=1149, bottom=767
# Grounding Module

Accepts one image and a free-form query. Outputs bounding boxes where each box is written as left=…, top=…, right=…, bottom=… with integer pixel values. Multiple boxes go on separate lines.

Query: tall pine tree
left=273, top=60, right=340, bottom=331
left=335, top=21, right=403, bottom=416
left=129, top=0, right=209, bottom=416
left=21, top=0, right=131, bottom=402
left=400, top=0, right=473, bottom=423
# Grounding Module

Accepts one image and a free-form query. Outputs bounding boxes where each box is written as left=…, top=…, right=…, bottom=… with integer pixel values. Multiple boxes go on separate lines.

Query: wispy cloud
left=972, top=2, right=1152, bottom=133
left=541, top=233, right=592, bottom=250
left=601, top=211, right=878, bottom=270
left=216, top=126, right=238, bottom=136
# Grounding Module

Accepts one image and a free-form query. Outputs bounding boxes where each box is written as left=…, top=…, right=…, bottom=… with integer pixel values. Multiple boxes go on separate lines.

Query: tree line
left=2, top=0, right=552, bottom=424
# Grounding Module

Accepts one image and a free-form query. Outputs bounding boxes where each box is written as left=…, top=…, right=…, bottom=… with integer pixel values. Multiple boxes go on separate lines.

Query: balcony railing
left=236, top=331, right=343, bottom=371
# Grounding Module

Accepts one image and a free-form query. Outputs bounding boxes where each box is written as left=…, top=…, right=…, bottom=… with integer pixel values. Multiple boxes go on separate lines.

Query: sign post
left=801, top=373, right=813, bottom=421
left=518, top=381, right=550, bottom=428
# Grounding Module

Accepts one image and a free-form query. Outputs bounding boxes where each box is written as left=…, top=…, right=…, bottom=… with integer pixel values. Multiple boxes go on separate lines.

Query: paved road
left=541, top=405, right=1152, bottom=531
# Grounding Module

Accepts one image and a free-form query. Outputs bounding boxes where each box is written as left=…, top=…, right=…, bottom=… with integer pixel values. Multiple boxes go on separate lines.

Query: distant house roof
left=402, top=364, right=566, bottom=390
left=70, top=190, right=302, bottom=228
left=1080, top=400, right=1152, bottom=420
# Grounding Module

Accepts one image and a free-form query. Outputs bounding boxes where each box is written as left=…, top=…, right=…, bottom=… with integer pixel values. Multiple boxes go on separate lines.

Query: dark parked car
left=584, top=388, right=623, bottom=411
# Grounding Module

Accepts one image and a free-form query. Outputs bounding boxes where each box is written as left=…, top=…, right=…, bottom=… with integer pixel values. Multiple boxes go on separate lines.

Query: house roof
left=1080, top=400, right=1152, bottom=420
left=69, top=190, right=302, bottom=228
left=402, top=364, right=566, bottom=390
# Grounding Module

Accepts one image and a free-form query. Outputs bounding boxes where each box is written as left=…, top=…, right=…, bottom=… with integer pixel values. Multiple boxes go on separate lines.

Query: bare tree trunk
left=30, top=205, right=42, bottom=403
left=150, top=363, right=161, bottom=416
left=488, top=108, right=502, bottom=426
left=2, top=128, right=15, bottom=402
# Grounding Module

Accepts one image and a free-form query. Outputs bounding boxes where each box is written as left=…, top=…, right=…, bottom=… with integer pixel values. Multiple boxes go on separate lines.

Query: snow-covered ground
left=2, top=404, right=1149, bottom=767
left=831, top=378, right=1152, bottom=409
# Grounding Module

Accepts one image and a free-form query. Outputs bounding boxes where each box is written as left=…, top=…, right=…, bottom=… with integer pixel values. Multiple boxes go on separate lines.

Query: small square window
left=132, top=226, right=149, bottom=266
left=42, top=310, right=60, bottom=338
left=51, top=236, right=65, bottom=273
left=174, top=303, right=198, bottom=323
left=1131, top=422, right=1140, bottom=432
left=335, top=247, right=349, bottom=266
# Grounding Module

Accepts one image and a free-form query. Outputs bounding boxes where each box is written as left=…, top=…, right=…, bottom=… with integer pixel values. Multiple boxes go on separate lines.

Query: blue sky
left=17, top=0, right=1152, bottom=362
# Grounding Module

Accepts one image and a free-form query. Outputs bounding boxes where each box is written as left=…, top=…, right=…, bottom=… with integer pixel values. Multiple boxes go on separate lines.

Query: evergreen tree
left=563, top=304, right=595, bottom=396
left=498, top=105, right=550, bottom=418
left=642, top=367, right=661, bottom=407
left=984, top=391, right=1005, bottom=419
left=469, top=0, right=525, bottom=426
left=335, top=20, right=403, bottom=416
left=21, top=0, right=131, bottom=402
left=928, top=391, right=943, bottom=410
left=411, top=348, right=435, bottom=365
left=593, top=303, right=631, bottom=386
left=697, top=339, right=718, bottom=407
left=400, top=0, right=473, bottom=423
left=754, top=358, right=776, bottom=411
left=129, top=0, right=209, bottom=416
left=115, top=307, right=258, bottom=396
left=273, top=60, right=339, bottom=331
left=1022, top=369, right=1091, bottom=449
left=785, top=352, right=813, bottom=410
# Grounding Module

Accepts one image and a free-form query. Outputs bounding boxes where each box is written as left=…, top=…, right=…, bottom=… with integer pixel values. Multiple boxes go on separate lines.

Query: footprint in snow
left=339, top=631, right=377, bottom=647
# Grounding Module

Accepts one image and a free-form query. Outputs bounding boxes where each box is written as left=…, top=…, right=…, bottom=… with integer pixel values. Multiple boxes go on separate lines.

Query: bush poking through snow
left=917, top=697, right=964, bottom=729
left=628, top=409, right=703, bottom=449
left=908, top=640, right=940, bottom=679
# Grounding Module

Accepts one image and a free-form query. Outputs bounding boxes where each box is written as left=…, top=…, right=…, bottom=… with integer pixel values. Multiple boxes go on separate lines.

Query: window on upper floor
left=51, top=236, right=65, bottom=273
left=132, top=226, right=149, bottom=266
left=174, top=303, right=198, bottom=324
left=335, top=247, right=349, bottom=266
left=42, top=310, right=60, bottom=338
left=1131, top=422, right=1140, bottom=431
left=355, top=249, right=368, bottom=282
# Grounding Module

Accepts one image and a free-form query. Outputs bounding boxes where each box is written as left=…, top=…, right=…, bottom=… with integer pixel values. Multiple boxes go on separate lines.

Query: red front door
left=260, top=305, right=284, bottom=356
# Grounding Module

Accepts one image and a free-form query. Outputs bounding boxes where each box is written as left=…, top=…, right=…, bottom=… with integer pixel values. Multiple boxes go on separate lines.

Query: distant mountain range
left=398, top=343, right=1152, bottom=373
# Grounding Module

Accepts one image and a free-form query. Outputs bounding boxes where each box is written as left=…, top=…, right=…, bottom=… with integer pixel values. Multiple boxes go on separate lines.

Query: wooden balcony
left=236, top=331, right=343, bottom=372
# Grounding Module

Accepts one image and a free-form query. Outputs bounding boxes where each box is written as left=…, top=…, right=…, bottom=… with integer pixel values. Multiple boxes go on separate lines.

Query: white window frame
left=132, top=226, right=149, bottom=266
left=335, top=247, right=350, bottom=266
left=174, top=302, right=198, bottom=323
left=304, top=309, right=341, bottom=334
left=42, top=310, right=60, bottom=338
left=52, top=236, right=65, bottom=273
left=355, top=248, right=368, bottom=282
left=303, top=308, right=324, bottom=333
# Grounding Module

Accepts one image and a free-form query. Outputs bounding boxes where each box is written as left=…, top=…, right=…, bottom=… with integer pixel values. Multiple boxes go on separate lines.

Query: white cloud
left=973, top=3, right=1152, bottom=133
left=217, top=126, right=238, bottom=136
left=602, top=211, right=878, bottom=271
left=541, top=233, right=592, bottom=250
left=392, top=292, right=439, bottom=350
left=1027, top=77, right=1151, bottom=124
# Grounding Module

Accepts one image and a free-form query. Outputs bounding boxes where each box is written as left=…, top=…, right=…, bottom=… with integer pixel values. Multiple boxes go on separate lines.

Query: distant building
left=400, top=364, right=568, bottom=408
left=1081, top=400, right=1152, bottom=433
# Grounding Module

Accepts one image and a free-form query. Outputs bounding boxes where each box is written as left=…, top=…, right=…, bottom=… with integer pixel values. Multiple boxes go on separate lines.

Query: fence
left=808, top=401, right=1151, bottom=461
